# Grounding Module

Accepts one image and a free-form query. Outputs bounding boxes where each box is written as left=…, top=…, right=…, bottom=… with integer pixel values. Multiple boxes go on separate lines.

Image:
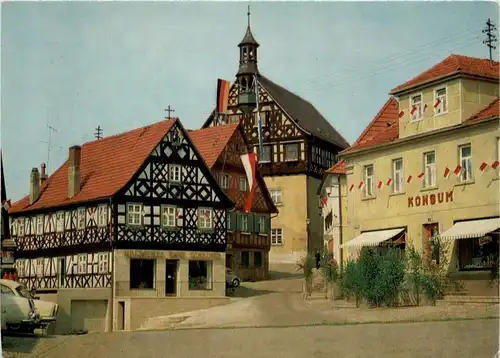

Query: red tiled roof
left=326, top=160, right=346, bottom=175
left=467, top=97, right=500, bottom=123
left=10, top=119, right=176, bottom=214
left=391, top=54, right=500, bottom=94
left=343, top=97, right=400, bottom=153
left=188, top=124, right=240, bottom=168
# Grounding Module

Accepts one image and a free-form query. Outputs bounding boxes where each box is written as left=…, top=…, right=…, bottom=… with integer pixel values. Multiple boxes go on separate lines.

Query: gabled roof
left=342, top=97, right=400, bottom=153
left=468, top=97, right=500, bottom=123
left=10, top=119, right=177, bottom=214
left=258, top=75, right=350, bottom=149
left=325, top=160, right=346, bottom=175
left=188, top=124, right=240, bottom=168
left=390, top=54, right=500, bottom=94
left=189, top=124, right=279, bottom=214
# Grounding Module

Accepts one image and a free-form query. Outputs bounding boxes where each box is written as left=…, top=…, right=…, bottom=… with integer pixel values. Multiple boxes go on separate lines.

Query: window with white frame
left=98, top=253, right=109, bottom=274
left=16, top=260, right=25, bottom=277
left=219, top=174, right=229, bottom=189
left=392, top=158, right=404, bottom=194
left=198, top=208, right=213, bottom=229
left=424, top=151, right=436, bottom=188
left=270, top=188, right=282, bottom=205
left=98, top=206, right=108, bottom=227
left=36, top=216, right=44, bottom=235
left=56, top=212, right=64, bottom=232
left=127, top=204, right=143, bottom=226
left=255, top=216, right=264, bottom=233
left=271, top=229, right=283, bottom=245
left=459, top=144, right=472, bottom=182
left=162, top=205, right=177, bottom=227
left=285, top=143, right=299, bottom=161
left=434, top=87, right=448, bottom=115
left=240, top=214, right=248, bottom=232
left=410, top=94, right=423, bottom=121
left=169, top=164, right=182, bottom=183
left=78, top=255, right=87, bottom=274
left=240, top=176, right=248, bottom=192
left=78, top=208, right=86, bottom=229
left=363, top=165, right=374, bottom=197
left=17, top=218, right=24, bottom=237
left=35, top=259, right=43, bottom=276
left=260, top=146, right=271, bottom=163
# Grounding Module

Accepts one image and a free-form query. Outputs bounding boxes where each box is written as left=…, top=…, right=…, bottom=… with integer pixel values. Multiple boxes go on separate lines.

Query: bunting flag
left=423, top=104, right=428, bottom=112
left=406, top=175, right=412, bottom=184
left=453, top=165, right=462, bottom=176
left=479, top=162, right=488, bottom=175
left=410, top=105, right=417, bottom=116
left=357, top=181, right=365, bottom=190
left=349, top=184, right=354, bottom=192
left=417, top=172, right=425, bottom=180
left=398, top=111, right=404, bottom=118
left=241, top=152, right=258, bottom=212
left=444, top=167, right=451, bottom=179
left=434, top=98, right=441, bottom=108
left=492, top=161, right=499, bottom=170
left=386, top=178, right=392, bottom=186
left=216, top=79, right=231, bottom=114
left=377, top=180, right=383, bottom=190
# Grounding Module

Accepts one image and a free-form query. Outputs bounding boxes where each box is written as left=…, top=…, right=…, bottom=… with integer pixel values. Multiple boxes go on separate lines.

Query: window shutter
left=264, top=215, right=270, bottom=233
left=230, top=212, right=237, bottom=230
left=254, top=215, right=260, bottom=232
left=248, top=213, right=254, bottom=232
left=236, top=213, right=242, bottom=231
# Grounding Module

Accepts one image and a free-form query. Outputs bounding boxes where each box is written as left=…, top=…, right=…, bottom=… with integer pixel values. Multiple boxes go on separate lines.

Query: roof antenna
left=164, top=105, right=176, bottom=120
left=94, top=125, right=103, bottom=140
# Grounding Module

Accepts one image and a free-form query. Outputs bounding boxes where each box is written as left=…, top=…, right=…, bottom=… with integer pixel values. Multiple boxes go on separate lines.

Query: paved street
left=2, top=266, right=499, bottom=357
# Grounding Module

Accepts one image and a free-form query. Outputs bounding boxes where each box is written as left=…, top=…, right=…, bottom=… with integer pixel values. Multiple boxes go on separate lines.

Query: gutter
left=339, top=116, right=498, bottom=159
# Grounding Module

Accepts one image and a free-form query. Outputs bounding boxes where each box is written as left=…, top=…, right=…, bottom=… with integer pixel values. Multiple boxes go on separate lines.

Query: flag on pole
left=444, top=167, right=451, bottom=179
left=492, top=161, right=499, bottom=170
left=216, top=79, right=231, bottom=114
left=241, top=152, right=258, bottom=212
left=407, top=175, right=412, bottom=184
left=479, top=162, right=488, bottom=174
left=349, top=184, right=354, bottom=192
left=434, top=98, right=441, bottom=108
left=453, top=165, right=462, bottom=176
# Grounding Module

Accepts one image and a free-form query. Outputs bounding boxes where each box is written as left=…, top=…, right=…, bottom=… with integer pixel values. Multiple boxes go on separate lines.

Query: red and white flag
left=453, top=165, right=462, bottom=176
left=349, top=184, right=354, bottom=192
left=479, top=162, right=488, bottom=175
left=443, top=167, right=451, bottom=179
left=434, top=98, right=441, bottom=108
left=398, top=111, right=404, bottom=118
left=386, top=178, right=392, bottom=186
left=358, top=181, right=365, bottom=190
left=377, top=180, right=383, bottom=190
left=406, top=175, right=412, bottom=184
left=410, top=105, right=417, bottom=116
left=417, top=172, right=425, bottom=180
left=241, top=152, right=258, bottom=213
left=492, top=161, right=499, bottom=170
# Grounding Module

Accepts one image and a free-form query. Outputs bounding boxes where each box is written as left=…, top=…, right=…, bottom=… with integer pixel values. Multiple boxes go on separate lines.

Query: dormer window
left=410, top=94, right=423, bottom=121
left=434, top=87, right=448, bottom=115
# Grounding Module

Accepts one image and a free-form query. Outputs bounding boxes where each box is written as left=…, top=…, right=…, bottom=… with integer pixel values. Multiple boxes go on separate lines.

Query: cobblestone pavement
left=3, top=319, right=499, bottom=358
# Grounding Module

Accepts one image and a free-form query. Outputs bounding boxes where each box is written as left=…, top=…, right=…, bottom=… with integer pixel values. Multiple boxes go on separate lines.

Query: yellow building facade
left=338, top=55, right=499, bottom=294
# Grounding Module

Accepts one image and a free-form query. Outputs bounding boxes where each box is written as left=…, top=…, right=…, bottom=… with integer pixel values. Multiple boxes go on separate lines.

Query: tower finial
left=247, top=5, right=251, bottom=27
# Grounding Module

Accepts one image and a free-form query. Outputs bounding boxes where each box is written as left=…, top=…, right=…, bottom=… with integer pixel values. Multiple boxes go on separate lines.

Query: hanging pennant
left=479, top=162, right=488, bottom=175
left=443, top=167, right=451, bottom=179
left=241, top=152, right=257, bottom=212
left=216, top=79, right=231, bottom=114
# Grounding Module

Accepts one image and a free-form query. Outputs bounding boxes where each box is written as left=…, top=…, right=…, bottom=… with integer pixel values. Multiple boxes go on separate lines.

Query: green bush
left=339, top=259, right=364, bottom=307
left=376, top=248, right=406, bottom=307
left=319, top=251, right=339, bottom=284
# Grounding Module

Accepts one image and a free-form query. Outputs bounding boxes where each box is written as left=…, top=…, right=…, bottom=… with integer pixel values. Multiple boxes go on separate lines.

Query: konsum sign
left=407, top=191, right=453, bottom=208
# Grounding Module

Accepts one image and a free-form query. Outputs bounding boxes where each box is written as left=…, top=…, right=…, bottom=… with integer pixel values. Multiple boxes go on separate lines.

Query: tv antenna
left=94, top=125, right=103, bottom=140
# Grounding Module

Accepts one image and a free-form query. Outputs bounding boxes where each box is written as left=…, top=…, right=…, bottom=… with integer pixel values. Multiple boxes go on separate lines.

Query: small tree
left=339, top=259, right=363, bottom=307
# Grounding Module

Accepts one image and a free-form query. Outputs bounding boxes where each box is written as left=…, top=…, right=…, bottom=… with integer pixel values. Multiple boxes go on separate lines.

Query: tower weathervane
left=247, top=5, right=251, bottom=27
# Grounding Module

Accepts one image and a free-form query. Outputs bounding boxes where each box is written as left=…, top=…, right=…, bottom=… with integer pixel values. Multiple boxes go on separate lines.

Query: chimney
left=68, top=146, right=81, bottom=199
left=40, top=163, right=48, bottom=186
left=29, top=168, right=40, bottom=205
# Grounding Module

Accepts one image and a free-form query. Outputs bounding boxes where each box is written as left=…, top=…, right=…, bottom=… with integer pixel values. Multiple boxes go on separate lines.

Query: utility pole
left=482, top=18, right=497, bottom=61
left=164, top=105, right=175, bottom=120
left=94, top=126, right=103, bottom=140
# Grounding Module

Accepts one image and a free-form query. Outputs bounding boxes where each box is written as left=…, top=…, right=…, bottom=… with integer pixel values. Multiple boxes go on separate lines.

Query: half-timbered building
left=8, top=118, right=234, bottom=333
left=202, top=17, right=350, bottom=263
left=189, top=124, right=278, bottom=281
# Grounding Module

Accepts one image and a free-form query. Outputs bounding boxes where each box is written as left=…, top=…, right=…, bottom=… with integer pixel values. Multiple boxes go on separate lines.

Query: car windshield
left=15, top=285, right=32, bottom=299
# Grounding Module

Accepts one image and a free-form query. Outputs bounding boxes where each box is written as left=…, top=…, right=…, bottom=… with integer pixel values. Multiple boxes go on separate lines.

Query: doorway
left=165, top=260, right=178, bottom=296
left=423, top=223, right=439, bottom=262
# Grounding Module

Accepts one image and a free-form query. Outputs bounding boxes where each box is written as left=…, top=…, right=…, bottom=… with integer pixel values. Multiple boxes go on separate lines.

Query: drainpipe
left=108, top=197, right=114, bottom=332
left=337, top=175, right=344, bottom=270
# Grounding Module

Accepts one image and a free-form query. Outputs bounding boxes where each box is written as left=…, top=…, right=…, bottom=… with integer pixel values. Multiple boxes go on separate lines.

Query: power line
left=482, top=18, right=497, bottom=61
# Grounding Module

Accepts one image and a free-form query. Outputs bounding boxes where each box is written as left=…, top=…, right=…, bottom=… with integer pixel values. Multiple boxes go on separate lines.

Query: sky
left=1, top=1, right=498, bottom=202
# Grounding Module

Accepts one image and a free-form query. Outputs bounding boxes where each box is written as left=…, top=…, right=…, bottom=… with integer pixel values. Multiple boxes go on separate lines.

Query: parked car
left=0, top=279, right=59, bottom=333
left=225, top=268, right=241, bottom=288
left=1, top=279, right=39, bottom=333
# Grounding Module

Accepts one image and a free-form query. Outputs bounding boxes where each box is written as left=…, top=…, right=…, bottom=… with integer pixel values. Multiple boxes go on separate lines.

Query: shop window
left=241, top=252, right=250, bottom=268
left=254, top=252, right=262, bottom=267
left=188, top=261, right=212, bottom=290
left=458, top=233, right=499, bottom=271
left=130, top=259, right=155, bottom=289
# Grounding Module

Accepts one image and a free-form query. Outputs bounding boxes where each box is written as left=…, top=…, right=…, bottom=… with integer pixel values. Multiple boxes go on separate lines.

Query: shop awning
left=341, top=228, right=405, bottom=248
left=439, top=218, right=500, bottom=240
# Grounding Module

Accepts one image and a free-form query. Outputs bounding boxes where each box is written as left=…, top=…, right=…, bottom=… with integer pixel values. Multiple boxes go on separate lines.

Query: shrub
left=339, top=259, right=364, bottom=307
left=376, top=248, right=406, bottom=307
